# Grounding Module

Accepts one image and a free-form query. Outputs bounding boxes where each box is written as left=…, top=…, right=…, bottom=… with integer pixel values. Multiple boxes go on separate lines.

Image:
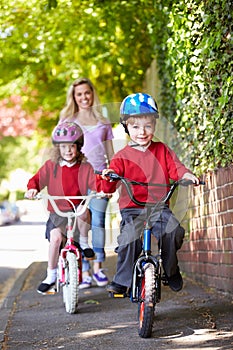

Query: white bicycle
left=33, top=192, right=104, bottom=314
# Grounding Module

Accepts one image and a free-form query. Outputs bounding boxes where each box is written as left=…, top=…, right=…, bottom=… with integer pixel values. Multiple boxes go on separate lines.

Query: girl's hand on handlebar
left=97, top=191, right=113, bottom=199
left=182, top=172, right=200, bottom=185
left=25, top=189, right=38, bottom=199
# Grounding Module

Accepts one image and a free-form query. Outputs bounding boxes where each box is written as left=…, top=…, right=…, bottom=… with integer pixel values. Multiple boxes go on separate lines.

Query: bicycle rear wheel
left=138, top=262, right=156, bottom=338
left=63, top=251, right=79, bottom=314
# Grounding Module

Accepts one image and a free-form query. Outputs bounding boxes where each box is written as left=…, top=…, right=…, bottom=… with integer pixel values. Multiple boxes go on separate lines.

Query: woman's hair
left=50, top=144, right=85, bottom=165
left=60, top=77, right=106, bottom=123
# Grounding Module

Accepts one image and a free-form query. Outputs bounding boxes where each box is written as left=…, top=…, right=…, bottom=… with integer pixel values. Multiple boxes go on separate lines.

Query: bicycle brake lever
left=179, top=179, right=205, bottom=186
left=35, top=193, right=43, bottom=199
left=178, top=179, right=194, bottom=186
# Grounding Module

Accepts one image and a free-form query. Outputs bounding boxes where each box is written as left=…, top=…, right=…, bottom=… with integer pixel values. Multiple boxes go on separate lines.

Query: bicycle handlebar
left=95, top=170, right=205, bottom=207
left=25, top=192, right=105, bottom=218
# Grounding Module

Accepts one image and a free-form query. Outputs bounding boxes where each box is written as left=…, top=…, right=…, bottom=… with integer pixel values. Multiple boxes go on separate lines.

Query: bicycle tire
left=138, top=262, right=156, bottom=338
left=63, top=251, right=79, bottom=314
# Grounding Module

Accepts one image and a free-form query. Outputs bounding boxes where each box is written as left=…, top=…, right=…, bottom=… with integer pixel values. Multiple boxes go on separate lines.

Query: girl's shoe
left=82, top=248, right=95, bottom=260
left=93, top=269, right=108, bottom=287
left=37, top=282, right=56, bottom=294
left=79, top=276, right=92, bottom=289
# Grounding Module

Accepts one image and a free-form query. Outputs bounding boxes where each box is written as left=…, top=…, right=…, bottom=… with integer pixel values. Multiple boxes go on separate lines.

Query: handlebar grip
left=179, top=179, right=206, bottom=186
left=199, top=180, right=205, bottom=185
left=94, top=170, right=102, bottom=175
left=24, top=193, right=42, bottom=200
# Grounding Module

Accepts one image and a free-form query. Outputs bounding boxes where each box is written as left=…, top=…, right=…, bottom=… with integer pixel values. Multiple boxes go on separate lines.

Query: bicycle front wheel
left=63, top=251, right=79, bottom=314
left=138, top=262, right=156, bottom=338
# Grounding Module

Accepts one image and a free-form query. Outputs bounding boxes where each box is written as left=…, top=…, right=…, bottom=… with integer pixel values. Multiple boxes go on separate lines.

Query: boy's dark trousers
left=113, top=207, right=185, bottom=288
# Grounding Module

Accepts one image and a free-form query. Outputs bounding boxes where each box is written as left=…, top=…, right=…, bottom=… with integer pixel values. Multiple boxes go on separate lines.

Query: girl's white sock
left=79, top=236, right=91, bottom=250
left=42, top=268, right=57, bottom=284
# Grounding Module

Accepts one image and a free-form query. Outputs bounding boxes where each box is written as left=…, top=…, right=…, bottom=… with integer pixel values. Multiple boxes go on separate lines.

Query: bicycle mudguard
left=131, top=254, right=159, bottom=302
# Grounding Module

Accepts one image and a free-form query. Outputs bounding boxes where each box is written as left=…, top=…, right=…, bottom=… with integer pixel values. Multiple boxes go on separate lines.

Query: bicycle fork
left=58, top=239, right=82, bottom=289
left=131, top=225, right=162, bottom=304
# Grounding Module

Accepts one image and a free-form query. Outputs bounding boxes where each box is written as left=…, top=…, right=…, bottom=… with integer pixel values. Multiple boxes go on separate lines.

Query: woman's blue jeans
left=82, top=195, right=109, bottom=272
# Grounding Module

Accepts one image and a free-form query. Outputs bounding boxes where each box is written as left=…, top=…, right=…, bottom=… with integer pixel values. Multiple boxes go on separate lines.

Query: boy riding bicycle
left=25, top=122, right=97, bottom=294
left=99, top=93, right=199, bottom=294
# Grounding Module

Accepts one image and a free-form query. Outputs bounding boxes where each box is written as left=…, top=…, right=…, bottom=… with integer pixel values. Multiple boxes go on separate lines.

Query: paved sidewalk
left=0, top=252, right=233, bottom=350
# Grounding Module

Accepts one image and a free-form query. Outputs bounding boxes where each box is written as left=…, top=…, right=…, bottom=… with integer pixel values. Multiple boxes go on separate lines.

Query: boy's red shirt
left=27, top=160, right=97, bottom=212
left=100, top=141, right=192, bottom=209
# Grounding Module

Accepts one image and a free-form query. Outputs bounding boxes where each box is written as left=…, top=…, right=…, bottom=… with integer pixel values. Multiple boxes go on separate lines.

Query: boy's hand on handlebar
left=25, top=189, right=38, bottom=199
left=101, top=169, right=116, bottom=181
left=95, top=169, right=120, bottom=181
left=182, top=172, right=200, bottom=185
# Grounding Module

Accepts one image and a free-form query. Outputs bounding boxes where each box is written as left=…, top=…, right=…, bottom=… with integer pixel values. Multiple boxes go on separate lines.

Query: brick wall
left=178, top=165, right=233, bottom=294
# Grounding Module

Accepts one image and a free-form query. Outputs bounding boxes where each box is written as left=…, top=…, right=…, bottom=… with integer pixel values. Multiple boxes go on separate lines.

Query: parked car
left=0, top=201, right=21, bottom=225
left=9, top=202, right=21, bottom=222
left=0, top=202, right=12, bottom=225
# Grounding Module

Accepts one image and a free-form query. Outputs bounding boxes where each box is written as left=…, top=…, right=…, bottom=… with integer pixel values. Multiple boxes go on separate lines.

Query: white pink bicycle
left=28, top=192, right=104, bottom=314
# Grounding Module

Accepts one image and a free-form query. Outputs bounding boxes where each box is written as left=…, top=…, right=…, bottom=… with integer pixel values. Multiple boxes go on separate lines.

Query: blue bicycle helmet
left=120, top=93, right=159, bottom=134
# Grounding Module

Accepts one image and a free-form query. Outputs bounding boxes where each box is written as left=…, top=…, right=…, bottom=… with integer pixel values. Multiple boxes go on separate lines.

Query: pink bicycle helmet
left=52, top=122, right=84, bottom=147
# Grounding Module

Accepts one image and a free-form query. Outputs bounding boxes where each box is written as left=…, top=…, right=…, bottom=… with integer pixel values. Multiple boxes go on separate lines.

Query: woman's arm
left=105, top=139, right=114, bottom=163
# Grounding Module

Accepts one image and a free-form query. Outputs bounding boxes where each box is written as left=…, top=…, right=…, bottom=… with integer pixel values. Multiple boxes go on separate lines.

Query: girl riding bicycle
left=25, top=122, right=98, bottom=294
left=98, top=93, right=199, bottom=294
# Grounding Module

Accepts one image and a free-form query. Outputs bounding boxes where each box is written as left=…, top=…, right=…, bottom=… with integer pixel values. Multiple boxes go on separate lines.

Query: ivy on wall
left=150, top=0, right=233, bottom=174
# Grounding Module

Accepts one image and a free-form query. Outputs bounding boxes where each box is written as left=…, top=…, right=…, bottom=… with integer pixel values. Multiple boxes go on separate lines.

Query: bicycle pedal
left=108, top=291, right=128, bottom=298
left=161, top=274, right=169, bottom=286
left=44, top=287, right=57, bottom=295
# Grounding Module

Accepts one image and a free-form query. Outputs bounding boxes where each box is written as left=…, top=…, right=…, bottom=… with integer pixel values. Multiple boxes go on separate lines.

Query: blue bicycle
left=96, top=170, right=204, bottom=338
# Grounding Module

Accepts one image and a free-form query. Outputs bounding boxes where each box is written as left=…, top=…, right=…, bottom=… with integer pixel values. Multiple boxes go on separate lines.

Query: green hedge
left=150, top=0, right=232, bottom=174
